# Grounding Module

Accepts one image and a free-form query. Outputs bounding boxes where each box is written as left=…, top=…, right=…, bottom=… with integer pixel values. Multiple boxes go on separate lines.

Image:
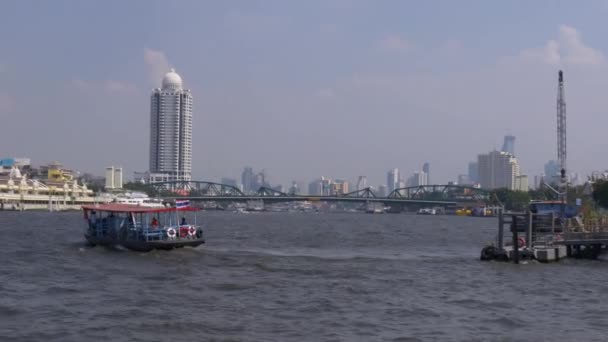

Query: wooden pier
left=481, top=209, right=608, bottom=263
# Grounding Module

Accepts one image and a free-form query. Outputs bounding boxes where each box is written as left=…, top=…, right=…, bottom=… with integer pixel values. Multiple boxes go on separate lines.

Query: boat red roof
left=81, top=203, right=198, bottom=213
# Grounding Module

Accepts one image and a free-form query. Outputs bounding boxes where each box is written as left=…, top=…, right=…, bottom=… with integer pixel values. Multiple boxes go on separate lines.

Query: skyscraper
left=356, top=176, right=368, bottom=191
left=468, top=162, right=479, bottom=183
left=422, top=162, right=430, bottom=185
left=387, top=168, right=399, bottom=193
left=149, top=69, right=193, bottom=182
left=241, top=167, right=254, bottom=193
left=501, top=135, right=515, bottom=155
left=407, top=171, right=428, bottom=187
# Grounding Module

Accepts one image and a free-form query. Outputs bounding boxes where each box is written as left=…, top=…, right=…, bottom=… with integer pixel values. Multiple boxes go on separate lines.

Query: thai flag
left=175, top=200, right=190, bottom=209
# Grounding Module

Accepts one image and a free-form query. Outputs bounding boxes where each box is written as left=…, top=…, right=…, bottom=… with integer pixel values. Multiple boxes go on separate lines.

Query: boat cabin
left=82, top=204, right=205, bottom=251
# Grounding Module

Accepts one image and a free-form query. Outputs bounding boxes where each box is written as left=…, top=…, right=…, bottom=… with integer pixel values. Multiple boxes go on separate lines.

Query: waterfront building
left=149, top=68, right=193, bottom=182
left=387, top=168, right=399, bottom=193
left=514, top=175, right=528, bottom=191
left=0, top=166, right=100, bottom=210
left=477, top=150, right=524, bottom=190
left=104, top=166, right=123, bottom=190
left=422, top=162, right=430, bottom=185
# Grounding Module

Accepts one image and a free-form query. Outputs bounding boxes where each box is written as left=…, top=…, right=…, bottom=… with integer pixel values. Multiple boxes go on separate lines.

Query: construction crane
left=556, top=70, right=567, bottom=202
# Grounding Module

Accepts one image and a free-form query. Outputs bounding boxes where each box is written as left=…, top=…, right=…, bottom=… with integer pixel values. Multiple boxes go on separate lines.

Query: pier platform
left=480, top=210, right=608, bottom=263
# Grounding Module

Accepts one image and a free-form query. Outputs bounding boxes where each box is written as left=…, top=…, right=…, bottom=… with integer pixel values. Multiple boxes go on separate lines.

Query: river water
left=1, top=211, right=608, bottom=341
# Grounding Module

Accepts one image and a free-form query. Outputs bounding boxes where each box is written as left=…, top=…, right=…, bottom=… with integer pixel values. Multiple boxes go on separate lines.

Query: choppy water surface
left=2, top=211, right=608, bottom=341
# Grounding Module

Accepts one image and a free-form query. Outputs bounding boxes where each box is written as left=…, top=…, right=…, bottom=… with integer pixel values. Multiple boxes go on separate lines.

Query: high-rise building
left=356, top=176, right=368, bottom=191
left=533, top=175, right=543, bottom=189
left=241, top=167, right=254, bottom=193
left=544, top=160, right=560, bottom=180
left=457, top=174, right=471, bottom=185
left=514, top=175, right=528, bottom=191
left=477, top=151, right=523, bottom=190
left=422, top=162, right=430, bottom=185
left=407, top=171, right=428, bottom=187
left=105, top=166, right=123, bottom=190
left=468, top=162, right=479, bottom=183
left=221, top=177, right=237, bottom=187
left=332, top=179, right=349, bottom=195
left=288, top=181, right=300, bottom=195
left=308, top=177, right=332, bottom=196
left=149, top=69, right=193, bottom=182
left=387, top=168, right=399, bottom=193
left=377, top=185, right=388, bottom=197
left=501, top=135, right=516, bottom=155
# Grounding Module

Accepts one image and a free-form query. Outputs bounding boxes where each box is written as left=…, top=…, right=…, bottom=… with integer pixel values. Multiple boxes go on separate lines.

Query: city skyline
left=2, top=1, right=608, bottom=187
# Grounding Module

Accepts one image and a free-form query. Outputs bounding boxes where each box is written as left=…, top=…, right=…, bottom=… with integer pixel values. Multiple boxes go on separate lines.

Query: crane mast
left=556, top=70, right=567, bottom=202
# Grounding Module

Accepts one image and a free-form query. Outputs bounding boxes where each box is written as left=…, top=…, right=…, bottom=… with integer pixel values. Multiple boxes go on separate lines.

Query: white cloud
left=144, top=48, right=171, bottom=85
left=378, top=34, right=414, bottom=52
left=105, top=80, right=138, bottom=95
left=558, top=25, right=604, bottom=65
left=70, top=78, right=137, bottom=95
left=440, top=39, right=465, bottom=54
left=315, top=88, right=335, bottom=99
left=517, top=25, right=603, bottom=66
left=70, top=78, right=90, bottom=90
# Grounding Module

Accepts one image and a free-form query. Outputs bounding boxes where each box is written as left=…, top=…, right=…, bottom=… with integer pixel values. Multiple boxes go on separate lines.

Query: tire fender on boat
left=195, top=229, right=203, bottom=239
left=480, top=245, right=496, bottom=261
left=167, top=228, right=177, bottom=239
left=517, top=237, right=526, bottom=248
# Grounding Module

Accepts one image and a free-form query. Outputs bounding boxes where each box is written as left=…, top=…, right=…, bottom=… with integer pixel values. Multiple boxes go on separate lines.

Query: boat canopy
left=82, top=203, right=198, bottom=213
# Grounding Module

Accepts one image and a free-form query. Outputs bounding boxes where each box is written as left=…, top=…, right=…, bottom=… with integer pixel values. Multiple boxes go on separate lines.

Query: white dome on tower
left=161, top=68, right=183, bottom=90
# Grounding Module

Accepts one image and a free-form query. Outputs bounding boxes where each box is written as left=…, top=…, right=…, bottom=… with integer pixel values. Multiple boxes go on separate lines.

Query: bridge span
left=143, top=181, right=491, bottom=209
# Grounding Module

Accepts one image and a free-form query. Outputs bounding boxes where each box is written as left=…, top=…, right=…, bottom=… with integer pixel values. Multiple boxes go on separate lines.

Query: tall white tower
left=149, top=68, right=193, bottom=182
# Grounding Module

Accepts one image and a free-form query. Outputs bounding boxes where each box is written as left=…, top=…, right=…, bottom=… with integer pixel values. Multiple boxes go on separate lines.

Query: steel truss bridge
left=145, top=181, right=491, bottom=208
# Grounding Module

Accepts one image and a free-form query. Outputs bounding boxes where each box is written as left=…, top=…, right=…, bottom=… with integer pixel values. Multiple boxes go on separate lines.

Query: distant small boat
left=82, top=203, right=205, bottom=252
left=417, top=208, right=436, bottom=215
left=365, top=202, right=384, bottom=214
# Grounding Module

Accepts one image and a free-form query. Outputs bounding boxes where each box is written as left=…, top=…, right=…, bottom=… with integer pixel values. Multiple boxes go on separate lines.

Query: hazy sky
left=1, top=0, right=608, bottom=187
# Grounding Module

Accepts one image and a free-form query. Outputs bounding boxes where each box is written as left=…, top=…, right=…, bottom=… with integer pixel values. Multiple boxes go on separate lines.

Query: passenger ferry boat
left=81, top=201, right=205, bottom=252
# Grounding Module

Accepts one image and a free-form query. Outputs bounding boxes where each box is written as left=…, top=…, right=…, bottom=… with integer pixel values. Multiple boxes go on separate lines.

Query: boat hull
left=84, top=234, right=205, bottom=251
left=120, top=239, right=205, bottom=252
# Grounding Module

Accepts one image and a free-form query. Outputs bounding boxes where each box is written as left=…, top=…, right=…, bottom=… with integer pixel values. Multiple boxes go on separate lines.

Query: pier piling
left=512, top=215, right=519, bottom=264
left=497, top=208, right=504, bottom=249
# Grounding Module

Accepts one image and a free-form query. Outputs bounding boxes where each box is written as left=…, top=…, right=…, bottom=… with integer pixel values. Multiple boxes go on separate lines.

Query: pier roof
left=82, top=204, right=197, bottom=213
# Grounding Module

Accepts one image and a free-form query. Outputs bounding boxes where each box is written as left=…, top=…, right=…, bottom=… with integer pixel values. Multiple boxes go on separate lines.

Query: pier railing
left=497, top=210, right=608, bottom=249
